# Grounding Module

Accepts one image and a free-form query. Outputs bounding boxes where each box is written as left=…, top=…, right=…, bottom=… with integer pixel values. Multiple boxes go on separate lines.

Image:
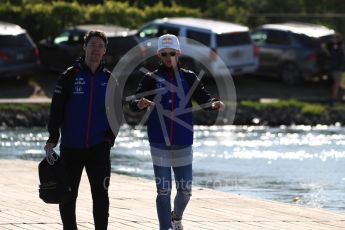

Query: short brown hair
left=84, top=30, right=108, bottom=46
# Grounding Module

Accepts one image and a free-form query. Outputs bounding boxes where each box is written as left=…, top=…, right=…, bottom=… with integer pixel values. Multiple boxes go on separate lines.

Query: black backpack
left=38, top=66, right=76, bottom=204
left=38, top=154, right=71, bottom=204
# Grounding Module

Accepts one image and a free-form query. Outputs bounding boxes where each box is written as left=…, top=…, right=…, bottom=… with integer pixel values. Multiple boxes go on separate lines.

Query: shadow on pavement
left=233, top=74, right=333, bottom=101
left=0, top=77, right=35, bottom=99
left=0, top=70, right=58, bottom=99
left=0, top=70, right=335, bottom=102
left=32, top=70, right=59, bottom=98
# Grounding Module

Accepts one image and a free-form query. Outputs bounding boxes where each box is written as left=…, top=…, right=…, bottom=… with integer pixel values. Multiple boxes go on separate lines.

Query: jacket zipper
left=169, top=73, right=174, bottom=145
left=86, top=74, right=94, bottom=148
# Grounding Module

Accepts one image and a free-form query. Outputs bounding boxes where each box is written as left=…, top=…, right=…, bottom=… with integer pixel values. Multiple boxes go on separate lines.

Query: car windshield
left=54, top=31, right=70, bottom=45
left=0, top=33, right=32, bottom=48
left=217, top=32, right=251, bottom=47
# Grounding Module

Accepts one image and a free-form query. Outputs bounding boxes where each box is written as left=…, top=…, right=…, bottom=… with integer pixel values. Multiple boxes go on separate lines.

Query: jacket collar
left=75, top=56, right=105, bottom=74
left=158, top=63, right=181, bottom=75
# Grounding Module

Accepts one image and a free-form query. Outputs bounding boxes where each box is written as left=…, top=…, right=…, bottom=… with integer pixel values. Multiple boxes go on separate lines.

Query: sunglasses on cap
left=160, top=51, right=176, bottom=57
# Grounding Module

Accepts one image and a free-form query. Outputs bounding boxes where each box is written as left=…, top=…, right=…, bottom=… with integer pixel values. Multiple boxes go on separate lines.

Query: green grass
left=240, top=99, right=303, bottom=108
left=300, top=104, right=325, bottom=115
left=0, top=103, right=50, bottom=112
left=334, top=103, right=345, bottom=111
left=239, top=99, right=326, bottom=115
left=0, top=99, right=336, bottom=116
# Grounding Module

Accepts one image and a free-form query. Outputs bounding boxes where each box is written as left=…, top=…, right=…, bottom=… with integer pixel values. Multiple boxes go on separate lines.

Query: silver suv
left=136, top=17, right=258, bottom=77
left=0, top=22, right=40, bottom=79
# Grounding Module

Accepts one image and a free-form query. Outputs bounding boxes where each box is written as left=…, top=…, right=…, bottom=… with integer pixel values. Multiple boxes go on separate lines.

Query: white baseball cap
left=157, top=34, right=180, bottom=52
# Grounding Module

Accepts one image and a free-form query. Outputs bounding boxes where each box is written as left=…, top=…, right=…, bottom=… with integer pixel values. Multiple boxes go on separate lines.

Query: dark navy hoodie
left=130, top=65, right=218, bottom=147
left=47, top=58, right=114, bottom=149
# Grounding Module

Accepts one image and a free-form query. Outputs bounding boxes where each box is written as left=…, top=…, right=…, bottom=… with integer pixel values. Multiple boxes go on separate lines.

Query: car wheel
left=281, top=62, right=303, bottom=85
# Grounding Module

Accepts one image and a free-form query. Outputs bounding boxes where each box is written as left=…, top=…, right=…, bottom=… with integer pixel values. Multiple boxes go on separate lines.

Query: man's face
left=158, top=48, right=180, bottom=68
left=84, top=36, right=106, bottom=64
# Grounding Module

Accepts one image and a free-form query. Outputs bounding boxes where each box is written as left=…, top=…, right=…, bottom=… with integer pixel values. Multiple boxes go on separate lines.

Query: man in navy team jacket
left=130, top=34, right=224, bottom=230
left=44, top=30, right=115, bottom=230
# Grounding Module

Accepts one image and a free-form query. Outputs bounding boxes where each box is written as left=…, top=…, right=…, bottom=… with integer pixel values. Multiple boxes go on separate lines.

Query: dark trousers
left=59, top=142, right=111, bottom=230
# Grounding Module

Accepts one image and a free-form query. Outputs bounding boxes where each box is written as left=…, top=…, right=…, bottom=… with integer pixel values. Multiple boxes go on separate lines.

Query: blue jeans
left=153, top=164, right=192, bottom=230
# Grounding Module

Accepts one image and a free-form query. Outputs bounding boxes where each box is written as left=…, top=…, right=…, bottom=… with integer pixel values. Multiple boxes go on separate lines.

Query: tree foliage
left=1, top=0, right=344, bottom=41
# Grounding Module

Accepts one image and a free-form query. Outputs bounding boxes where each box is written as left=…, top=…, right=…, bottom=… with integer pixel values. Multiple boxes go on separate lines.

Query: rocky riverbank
left=1, top=100, right=345, bottom=128
left=0, top=104, right=50, bottom=127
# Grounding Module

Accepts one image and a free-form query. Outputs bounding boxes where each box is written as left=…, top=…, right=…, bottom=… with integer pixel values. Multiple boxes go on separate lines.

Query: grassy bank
left=1, top=99, right=341, bottom=114
left=0, top=103, right=50, bottom=112
left=234, top=99, right=345, bottom=126
left=239, top=99, right=338, bottom=115
left=0, top=100, right=344, bottom=127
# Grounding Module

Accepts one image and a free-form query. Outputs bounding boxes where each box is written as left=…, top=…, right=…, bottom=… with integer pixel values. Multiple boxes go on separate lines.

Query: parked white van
left=136, top=17, right=258, bottom=77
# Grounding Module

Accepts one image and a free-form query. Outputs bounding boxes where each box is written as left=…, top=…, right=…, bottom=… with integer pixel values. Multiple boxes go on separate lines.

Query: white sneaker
left=171, top=219, right=183, bottom=230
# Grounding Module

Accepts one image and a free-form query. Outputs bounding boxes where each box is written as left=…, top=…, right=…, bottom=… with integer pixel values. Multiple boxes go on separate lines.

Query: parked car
left=251, top=22, right=336, bottom=84
left=38, top=24, right=138, bottom=72
left=135, top=17, right=258, bottom=77
left=0, top=21, right=40, bottom=79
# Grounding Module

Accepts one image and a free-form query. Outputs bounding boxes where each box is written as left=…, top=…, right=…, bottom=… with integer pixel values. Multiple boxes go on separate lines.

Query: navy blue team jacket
left=130, top=65, right=218, bottom=147
left=47, top=58, right=114, bottom=149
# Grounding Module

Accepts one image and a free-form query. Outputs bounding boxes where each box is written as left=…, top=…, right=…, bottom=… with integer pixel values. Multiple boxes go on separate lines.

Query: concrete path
left=0, top=159, right=345, bottom=229
left=0, top=98, right=50, bottom=104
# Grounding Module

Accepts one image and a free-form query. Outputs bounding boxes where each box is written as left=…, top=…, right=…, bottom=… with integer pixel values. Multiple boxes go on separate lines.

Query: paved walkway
left=1, top=159, right=345, bottom=229
left=0, top=98, right=50, bottom=104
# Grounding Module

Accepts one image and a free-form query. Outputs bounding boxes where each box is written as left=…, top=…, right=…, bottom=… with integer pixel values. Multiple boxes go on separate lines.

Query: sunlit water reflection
left=1, top=125, right=345, bottom=212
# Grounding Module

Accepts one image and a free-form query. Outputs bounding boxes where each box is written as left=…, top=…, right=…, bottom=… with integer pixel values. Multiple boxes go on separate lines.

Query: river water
left=1, top=125, right=345, bottom=213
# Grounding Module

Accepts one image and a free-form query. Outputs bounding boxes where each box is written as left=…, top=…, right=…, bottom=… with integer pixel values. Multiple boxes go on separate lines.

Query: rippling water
left=1, top=125, right=345, bottom=213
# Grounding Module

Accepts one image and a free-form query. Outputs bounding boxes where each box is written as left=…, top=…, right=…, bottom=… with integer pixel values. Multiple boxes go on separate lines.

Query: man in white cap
left=130, top=34, right=224, bottom=230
